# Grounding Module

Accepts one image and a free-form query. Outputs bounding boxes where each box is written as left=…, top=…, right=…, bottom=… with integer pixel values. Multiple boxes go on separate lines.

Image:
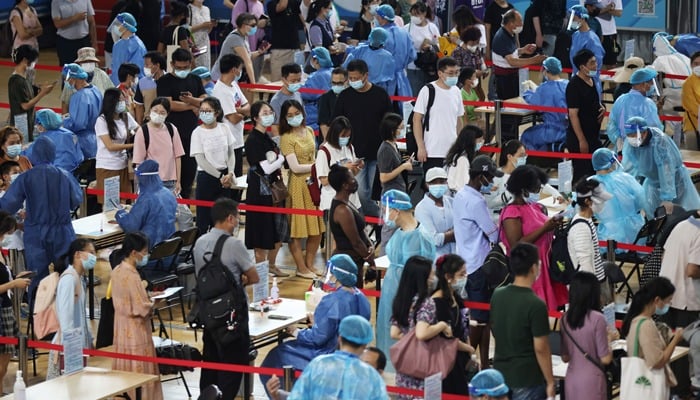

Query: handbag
left=308, top=164, right=321, bottom=206
left=390, top=325, right=459, bottom=379
left=561, top=317, right=615, bottom=399
left=620, top=318, right=668, bottom=400
left=255, top=169, right=289, bottom=205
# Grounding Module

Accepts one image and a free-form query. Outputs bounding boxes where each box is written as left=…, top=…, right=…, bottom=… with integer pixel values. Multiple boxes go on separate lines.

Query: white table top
left=0, top=367, right=158, bottom=399
left=72, top=213, right=123, bottom=240
left=248, top=298, right=308, bottom=340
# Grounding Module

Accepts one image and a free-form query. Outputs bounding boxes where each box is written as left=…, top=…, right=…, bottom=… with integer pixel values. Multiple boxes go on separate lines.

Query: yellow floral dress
left=280, top=127, right=325, bottom=239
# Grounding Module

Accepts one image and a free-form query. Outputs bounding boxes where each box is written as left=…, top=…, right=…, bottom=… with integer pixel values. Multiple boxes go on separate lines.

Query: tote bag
left=620, top=318, right=668, bottom=400
left=390, top=329, right=458, bottom=379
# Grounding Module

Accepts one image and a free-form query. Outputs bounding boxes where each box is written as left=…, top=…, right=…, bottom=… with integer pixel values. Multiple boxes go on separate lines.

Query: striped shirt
left=568, top=215, right=606, bottom=281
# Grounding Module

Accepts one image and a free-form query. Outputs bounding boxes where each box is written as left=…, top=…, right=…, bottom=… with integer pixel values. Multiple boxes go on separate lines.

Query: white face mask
left=693, top=66, right=700, bottom=77
left=471, top=78, right=479, bottom=87
left=466, top=44, right=478, bottom=52
left=513, top=26, right=523, bottom=34
left=410, top=16, right=422, bottom=25
left=150, top=112, right=166, bottom=125
left=143, top=67, right=153, bottom=78
left=81, top=62, right=96, bottom=73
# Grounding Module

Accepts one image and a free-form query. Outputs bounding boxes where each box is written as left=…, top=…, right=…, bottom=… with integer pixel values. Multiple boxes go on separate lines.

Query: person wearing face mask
left=191, top=66, right=214, bottom=95
left=63, top=63, right=103, bottom=159
left=133, top=51, right=166, bottom=124
left=211, top=13, right=269, bottom=85
left=94, top=88, right=135, bottom=206
left=452, top=27, right=489, bottom=102
left=377, top=190, right=435, bottom=372
left=132, top=98, right=185, bottom=193
left=46, top=238, right=96, bottom=380
left=156, top=1, right=191, bottom=60
left=25, top=109, right=83, bottom=173
left=307, top=0, right=346, bottom=67
left=116, top=63, right=141, bottom=117
left=186, top=0, right=215, bottom=69
left=342, top=27, right=395, bottom=97
left=260, top=254, right=371, bottom=397
left=60, top=47, right=115, bottom=115
left=377, top=113, right=411, bottom=198
left=374, top=4, right=416, bottom=102
left=491, top=242, right=555, bottom=400
left=10, top=0, right=42, bottom=55
left=301, top=47, right=334, bottom=133
left=318, top=117, right=362, bottom=212
left=9, top=45, right=55, bottom=143
left=445, top=125, right=484, bottom=192
left=415, top=167, right=455, bottom=257
left=269, top=63, right=304, bottom=136
left=682, top=51, right=700, bottom=147
left=621, top=116, right=700, bottom=216
left=520, top=56, right=569, bottom=151
left=190, top=97, right=237, bottom=234
left=0, top=162, right=21, bottom=196
left=350, top=0, right=379, bottom=45
left=109, top=12, right=146, bottom=86
left=458, top=67, right=485, bottom=127
left=405, top=2, right=440, bottom=96
left=568, top=5, right=605, bottom=97
left=317, top=67, right=348, bottom=140
left=111, top=232, right=164, bottom=400
left=621, top=276, right=683, bottom=400
left=0, top=127, right=32, bottom=172
left=567, top=178, right=613, bottom=303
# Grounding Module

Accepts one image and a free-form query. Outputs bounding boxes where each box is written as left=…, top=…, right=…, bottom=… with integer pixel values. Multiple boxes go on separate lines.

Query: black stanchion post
left=18, top=334, right=27, bottom=383
left=494, top=100, right=503, bottom=148
left=324, top=212, right=332, bottom=262
left=607, top=240, right=616, bottom=263
left=80, top=185, right=87, bottom=218
left=283, top=365, right=294, bottom=391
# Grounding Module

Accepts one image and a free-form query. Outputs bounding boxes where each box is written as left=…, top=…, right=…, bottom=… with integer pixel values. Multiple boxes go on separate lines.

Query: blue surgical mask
left=199, top=111, right=216, bottom=125
left=444, top=76, right=458, bottom=87
left=327, top=9, right=333, bottom=19
left=287, top=115, right=304, bottom=127
left=136, top=254, right=149, bottom=267
left=111, top=24, right=122, bottom=37
left=287, top=82, right=302, bottom=93
left=235, top=70, right=243, bottom=82
left=587, top=69, right=597, bottom=77
left=570, top=21, right=581, bottom=31
left=261, top=114, right=275, bottom=127
left=515, top=156, right=527, bottom=167
left=480, top=182, right=493, bottom=194
left=9, top=174, right=18, bottom=184
left=249, top=26, right=258, bottom=36
left=475, top=142, right=483, bottom=152
left=655, top=303, right=670, bottom=315
left=83, top=253, right=97, bottom=270
left=384, top=217, right=396, bottom=229
left=526, top=191, right=541, bottom=203
left=338, top=137, right=350, bottom=147
left=451, top=277, right=467, bottom=297
left=428, top=184, right=448, bottom=199
left=349, top=80, right=364, bottom=90
left=174, top=69, right=190, bottom=79
left=116, top=100, right=126, bottom=114
left=6, top=144, right=21, bottom=158
left=331, top=85, right=345, bottom=94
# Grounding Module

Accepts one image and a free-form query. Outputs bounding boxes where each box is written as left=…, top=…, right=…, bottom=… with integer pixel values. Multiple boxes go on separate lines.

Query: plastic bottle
left=271, top=277, right=279, bottom=300
left=14, top=370, right=26, bottom=400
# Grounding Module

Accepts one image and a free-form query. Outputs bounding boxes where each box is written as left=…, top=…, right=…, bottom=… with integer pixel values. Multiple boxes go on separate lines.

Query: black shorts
left=466, top=267, right=491, bottom=323
left=602, top=35, right=620, bottom=65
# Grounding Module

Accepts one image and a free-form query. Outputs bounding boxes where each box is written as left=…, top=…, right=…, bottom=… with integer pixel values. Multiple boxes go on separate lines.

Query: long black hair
left=100, top=88, right=123, bottom=140
left=434, top=254, right=465, bottom=301
left=278, top=99, right=306, bottom=135
left=326, top=116, right=352, bottom=149
left=565, top=271, right=601, bottom=330
left=572, top=177, right=600, bottom=210
left=498, top=139, right=524, bottom=167
left=391, top=256, right=433, bottom=328
left=111, top=232, right=150, bottom=266
left=55, top=238, right=94, bottom=274
left=621, top=277, right=675, bottom=337
left=307, top=0, right=331, bottom=22
left=445, top=125, right=483, bottom=167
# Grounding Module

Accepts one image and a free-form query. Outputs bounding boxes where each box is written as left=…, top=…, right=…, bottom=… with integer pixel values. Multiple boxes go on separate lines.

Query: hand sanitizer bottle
left=14, top=370, right=26, bottom=400
left=271, top=277, right=280, bottom=300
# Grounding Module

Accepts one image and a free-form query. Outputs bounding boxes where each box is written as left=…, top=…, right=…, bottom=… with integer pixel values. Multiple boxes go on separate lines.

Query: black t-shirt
left=0, top=264, right=11, bottom=307
left=267, top=0, right=301, bottom=49
left=244, top=128, right=281, bottom=202
left=156, top=73, right=205, bottom=153
left=317, top=90, right=339, bottom=129
left=484, top=2, right=514, bottom=44
left=531, top=0, right=566, bottom=35
left=566, top=74, right=602, bottom=147
left=351, top=19, right=371, bottom=41
left=332, top=85, right=392, bottom=160
left=159, top=25, right=189, bottom=47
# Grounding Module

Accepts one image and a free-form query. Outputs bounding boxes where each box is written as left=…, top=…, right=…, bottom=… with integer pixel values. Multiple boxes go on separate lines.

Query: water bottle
left=14, top=370, right=26, bottom=400
left=271, top=277, right=280, bottom=300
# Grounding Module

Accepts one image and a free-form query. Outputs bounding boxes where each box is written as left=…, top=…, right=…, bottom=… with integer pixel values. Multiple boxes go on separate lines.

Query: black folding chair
left=138, top=237, right=185, bottom=325
left=170, top=227, right=199, bottom=308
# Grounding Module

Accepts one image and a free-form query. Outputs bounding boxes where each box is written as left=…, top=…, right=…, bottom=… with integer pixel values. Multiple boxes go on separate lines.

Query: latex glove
left=521, top=80, right=537, bottom=91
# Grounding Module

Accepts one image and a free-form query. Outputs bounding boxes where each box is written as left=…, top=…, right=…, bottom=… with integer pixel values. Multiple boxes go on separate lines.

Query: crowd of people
left=3, top=0, right=700, bottom=398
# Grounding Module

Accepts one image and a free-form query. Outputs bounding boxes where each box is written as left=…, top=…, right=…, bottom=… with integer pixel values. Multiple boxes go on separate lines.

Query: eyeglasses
left=247, top=23, right=257, bottom=27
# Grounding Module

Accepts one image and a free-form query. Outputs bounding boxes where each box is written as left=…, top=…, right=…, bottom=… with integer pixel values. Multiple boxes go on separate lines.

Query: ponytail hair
left=55, top=238, right=94, bottom=274
left=621, top=277, right=675, bottom=337
left=434, top=254, right=465, bottom=300
left=111, top=232, right=150, bottom=267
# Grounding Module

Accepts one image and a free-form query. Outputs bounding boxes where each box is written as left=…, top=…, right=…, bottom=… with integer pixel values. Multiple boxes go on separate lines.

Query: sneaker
left=269, top=265, right=290, bottom=277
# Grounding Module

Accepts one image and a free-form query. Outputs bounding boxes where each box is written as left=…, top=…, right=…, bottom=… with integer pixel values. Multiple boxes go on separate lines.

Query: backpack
left=406, top=83, right=436, bottom=156
left=187, top=235, right=249, bottom=345
left=548, top=219, right=588, bottom=285
left=0, top=7, right=28, bottom=58
left=141, top=122, right=175, bottom=151
left=34, top=268, right=79, bottom=340
left=480, top=242, right=511, bottom=292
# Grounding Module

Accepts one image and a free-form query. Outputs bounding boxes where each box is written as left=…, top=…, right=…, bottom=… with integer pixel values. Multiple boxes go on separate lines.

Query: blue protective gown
left=594, top=170, right=647, bottom=246
left=343, top=44, right=395, bottom=95
left=115, top=175, right=177, bottom=248
left=110, top=35, right=147, bottom=85
left=63, top=85, right=102, bottom=159
left=622, top=127, right=700, bottom=216
left=288, top=351, right=389, bottom=400
left=301, top=67, right=333, bottom=131
left=203, top=81, right=215, bottom=96
left=673, top=34, right=700, bottom=59
left=570, top=29, right=605, bottom=95
left=382, top=23, right=416, bottom=98
left=24, top=128, right=84, bottom=172
left=606, top=89, right=663, bottom=150
left=521, top=79, right=569, bottom=151
left=0, top=137, right=82, bottom=296
left=376, top=226, right=435, bottom=372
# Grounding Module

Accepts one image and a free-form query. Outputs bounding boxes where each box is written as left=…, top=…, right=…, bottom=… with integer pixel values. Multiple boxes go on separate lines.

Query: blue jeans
left=356, top=159, right=379, bottom=217
left=511, top=384, right=546, bottom=400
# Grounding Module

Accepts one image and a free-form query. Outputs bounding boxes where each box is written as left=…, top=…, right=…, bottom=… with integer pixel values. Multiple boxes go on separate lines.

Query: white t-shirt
left=212, top=80, right=248, bottom=150
left=447, top=154, right=470, bottom=192
left=406, top=22, right=440, bottom=70
left=413, top=83, right=464, bottom=158
left=315, top=143, right=361, bottom=211
left=660, top=218, right=700, bottom=311
left=594, top=0, right=622, bottom=36
left=190, top=123, right=236, bottom=170
left=95, top=113, right=137, bottom=170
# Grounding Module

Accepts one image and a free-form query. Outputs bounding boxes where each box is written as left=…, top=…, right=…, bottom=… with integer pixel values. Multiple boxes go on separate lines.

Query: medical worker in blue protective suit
left=260, top=254, right=371, bottom=395
left=591, top=147, right=646, bottom=247
left=568, top=5, right=604, bottom=96
left=27, top=109, right=83, bottom=172
left=301, top=47, right=334, bottom=132
left=376, top=189, right=436, bottom=372
left=622, top=116, right=700, bottom=216
left=109, top=12, right=146, bottom=86
left=374, top=5, right=416, bottom=98
left=670, top=33, right=700, bottom=59
left=191, top=67, right=215, bottom=96
left=288, top=315, right=388, bottom=400
left=606, top=68, right=663, bottom=152
left=0, top=136, right=82, bottom=298
left=115, top=160, right=177, bottom=249
left=520, top=57, right=569, bottom=151
left=63, top=64, right=103, bottom=159
left=343, top=27, right=395, bottom=95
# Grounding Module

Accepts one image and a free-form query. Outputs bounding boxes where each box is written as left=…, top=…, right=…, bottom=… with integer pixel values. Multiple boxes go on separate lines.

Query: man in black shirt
left=156, top=48, right=206, bottom=198
left=333, top=60, right=392, bottom=217
left=566, top=49, right=606, bottom=183
left=267, top=0, right=302, bottom=82
left=318, top=67, right=348, bottom=141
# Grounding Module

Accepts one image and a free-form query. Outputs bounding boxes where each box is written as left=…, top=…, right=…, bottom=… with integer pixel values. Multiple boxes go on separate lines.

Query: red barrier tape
left=0, top=60, right=62, bottom=72
left=0, top=102, right=62, bottom=114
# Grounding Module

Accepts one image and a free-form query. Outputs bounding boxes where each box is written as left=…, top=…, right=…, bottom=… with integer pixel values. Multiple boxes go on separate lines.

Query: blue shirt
left=453, top=185, right=499, bottom=274
left=414, top=193, right=456, bottom=257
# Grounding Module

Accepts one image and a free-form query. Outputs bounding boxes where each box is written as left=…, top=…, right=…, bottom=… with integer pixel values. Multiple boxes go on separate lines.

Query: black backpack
left=187, top=235, right=249, bottom=345
left=549, top=219, right=587, bottom=285
left=141, top=122, right=175, bottom=151
left=480, top=242, right=512, bottom=292
left=405, top=83, right=436, bottom=156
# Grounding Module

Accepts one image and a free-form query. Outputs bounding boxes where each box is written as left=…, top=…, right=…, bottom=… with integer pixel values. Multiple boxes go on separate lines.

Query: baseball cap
left=470, top=155, right=504, bottom=177
left=425, top=167, right=448, bottom=183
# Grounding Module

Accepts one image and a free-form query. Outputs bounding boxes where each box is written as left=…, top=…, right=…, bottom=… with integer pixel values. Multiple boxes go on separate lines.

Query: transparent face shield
left=566, top=12, right=576, bottom=31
